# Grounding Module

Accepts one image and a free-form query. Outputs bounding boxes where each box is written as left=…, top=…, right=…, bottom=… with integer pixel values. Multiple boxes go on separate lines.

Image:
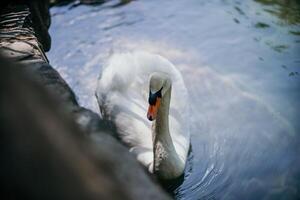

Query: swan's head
left=147, top=72, right=171, bottom=121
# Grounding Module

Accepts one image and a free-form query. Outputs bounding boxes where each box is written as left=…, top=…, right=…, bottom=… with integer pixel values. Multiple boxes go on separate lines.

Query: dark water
left=48, top=0, right=300, bottom=199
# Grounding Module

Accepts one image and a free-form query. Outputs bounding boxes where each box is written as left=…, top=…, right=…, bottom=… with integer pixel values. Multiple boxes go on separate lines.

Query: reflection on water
left=290, top=30, right=300, bottom=36
left=254, top=0, right=300, bottom=25
left=255, top=22, right=270, bottom=28
left=48, top=0, right=300, bottom=199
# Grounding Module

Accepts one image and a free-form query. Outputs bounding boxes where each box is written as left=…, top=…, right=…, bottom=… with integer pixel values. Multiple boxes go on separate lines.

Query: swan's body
left=96, top=52, right=190, bottom=180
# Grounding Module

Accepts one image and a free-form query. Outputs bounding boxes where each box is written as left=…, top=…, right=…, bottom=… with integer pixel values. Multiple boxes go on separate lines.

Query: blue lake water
left=48, top=0, right=300, bottom=199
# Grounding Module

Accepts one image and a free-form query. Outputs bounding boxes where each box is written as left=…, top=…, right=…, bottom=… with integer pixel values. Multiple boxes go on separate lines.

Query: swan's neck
left=153, top=86, right=184, bottom=179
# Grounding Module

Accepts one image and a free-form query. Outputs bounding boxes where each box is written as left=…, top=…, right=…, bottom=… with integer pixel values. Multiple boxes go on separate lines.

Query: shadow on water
left=50, top=0, right=133, bottom=9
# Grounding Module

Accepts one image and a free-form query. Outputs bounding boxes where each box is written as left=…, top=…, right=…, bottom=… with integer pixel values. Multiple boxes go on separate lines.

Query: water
left=48, top=0, right=300, bottom=199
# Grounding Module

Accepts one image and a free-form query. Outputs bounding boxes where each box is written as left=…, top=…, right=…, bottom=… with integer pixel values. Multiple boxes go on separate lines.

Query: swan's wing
left=96, top=52, right=155, bottom=167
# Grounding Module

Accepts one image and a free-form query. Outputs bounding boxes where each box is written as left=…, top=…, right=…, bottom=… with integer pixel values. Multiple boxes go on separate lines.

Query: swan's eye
left=148, top=87, right=163, bottom=105
left=157, top=87, right=163, bottom=98
left=148, top=92, right=157, bottom=105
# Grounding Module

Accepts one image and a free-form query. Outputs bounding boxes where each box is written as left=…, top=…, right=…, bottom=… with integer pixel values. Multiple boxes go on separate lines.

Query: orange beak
left=147, top=98, right=161, bottom=121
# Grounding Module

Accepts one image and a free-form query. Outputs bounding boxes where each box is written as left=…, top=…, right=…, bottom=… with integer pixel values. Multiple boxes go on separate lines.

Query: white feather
left=96, top=51, right=190, bottom=173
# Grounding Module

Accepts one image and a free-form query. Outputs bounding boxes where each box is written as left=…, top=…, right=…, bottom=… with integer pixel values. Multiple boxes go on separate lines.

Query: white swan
left=96, top=52, right=190, bottom=180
